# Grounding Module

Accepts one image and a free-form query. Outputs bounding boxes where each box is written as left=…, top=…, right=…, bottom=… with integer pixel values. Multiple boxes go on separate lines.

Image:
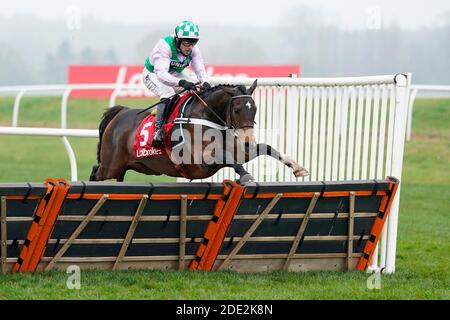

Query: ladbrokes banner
left=68, top=65, right=300, bottom=98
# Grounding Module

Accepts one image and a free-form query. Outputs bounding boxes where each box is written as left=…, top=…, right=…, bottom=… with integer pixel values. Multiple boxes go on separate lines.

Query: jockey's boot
left=152, top=99, right=168, bottom=147
left=152, top=120, right=165, bottom=147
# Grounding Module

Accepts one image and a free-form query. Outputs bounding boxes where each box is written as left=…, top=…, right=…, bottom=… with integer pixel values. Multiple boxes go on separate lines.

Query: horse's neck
left=195, top=90, right=229, bottom=119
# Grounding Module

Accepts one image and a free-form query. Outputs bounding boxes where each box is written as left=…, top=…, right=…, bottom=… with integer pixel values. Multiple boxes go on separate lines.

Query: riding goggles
left=180, top=38, right=199, bottom=46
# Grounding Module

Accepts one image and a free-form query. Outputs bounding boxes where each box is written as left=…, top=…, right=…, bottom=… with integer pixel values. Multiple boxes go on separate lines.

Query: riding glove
left=202, top=82, right=212, bottom=90
left=178, top=80, right=197, bottom=91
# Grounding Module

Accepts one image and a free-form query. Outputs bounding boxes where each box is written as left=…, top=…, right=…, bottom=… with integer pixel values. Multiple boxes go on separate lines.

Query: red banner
left=68, top=64, right=300, bottom=98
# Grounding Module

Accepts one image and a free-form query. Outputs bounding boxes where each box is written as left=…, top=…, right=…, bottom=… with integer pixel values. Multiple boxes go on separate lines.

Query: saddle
left=133, top=93, right=192, bottom=159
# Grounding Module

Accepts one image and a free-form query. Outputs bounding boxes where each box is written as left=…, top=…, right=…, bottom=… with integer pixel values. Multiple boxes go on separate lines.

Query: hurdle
left=0, top=177, right=398, bottom=273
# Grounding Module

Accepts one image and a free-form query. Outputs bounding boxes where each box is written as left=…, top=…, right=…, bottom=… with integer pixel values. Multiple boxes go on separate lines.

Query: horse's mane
left=199, top=84, right=248, bottom=97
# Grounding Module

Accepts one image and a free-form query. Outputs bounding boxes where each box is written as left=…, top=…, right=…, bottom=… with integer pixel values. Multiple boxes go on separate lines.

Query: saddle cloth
left=132, top=93, right=192, bottom=158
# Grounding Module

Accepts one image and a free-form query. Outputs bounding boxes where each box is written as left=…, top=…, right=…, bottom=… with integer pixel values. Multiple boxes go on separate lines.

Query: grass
left=0, top=269, right=446, bottom=300
left=0, top=96, right=449, bottom=299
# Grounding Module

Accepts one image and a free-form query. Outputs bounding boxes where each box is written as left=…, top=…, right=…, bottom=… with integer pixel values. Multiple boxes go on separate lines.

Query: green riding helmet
left=175, top=20, right=200, bottom=40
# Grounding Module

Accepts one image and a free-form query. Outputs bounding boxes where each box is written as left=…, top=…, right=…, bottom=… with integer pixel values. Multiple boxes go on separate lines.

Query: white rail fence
left=0, top=83, right=140, bottom=182
left=0, top=127, right=98, bottom=182
left=0, top=74, right=412, bottom=274
left=406, top=84, right=450, bottom=141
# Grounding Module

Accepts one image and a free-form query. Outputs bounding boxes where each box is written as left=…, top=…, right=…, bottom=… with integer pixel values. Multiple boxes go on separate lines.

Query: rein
left=190, top=91, right=229, bottom=128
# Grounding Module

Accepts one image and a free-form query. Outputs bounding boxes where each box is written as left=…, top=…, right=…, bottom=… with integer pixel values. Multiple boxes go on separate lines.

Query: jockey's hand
left=201, top=82, right=211, bottom=90
left=178, top=79, right=197, bottom=91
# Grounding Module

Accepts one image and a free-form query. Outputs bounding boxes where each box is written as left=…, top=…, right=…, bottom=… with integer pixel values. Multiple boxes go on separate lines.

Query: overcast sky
left=2, top=0, right=450, bottom=30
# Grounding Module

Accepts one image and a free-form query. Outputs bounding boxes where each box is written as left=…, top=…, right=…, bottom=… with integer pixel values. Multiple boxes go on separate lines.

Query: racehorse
left=89, top=80, right=309, bottom=183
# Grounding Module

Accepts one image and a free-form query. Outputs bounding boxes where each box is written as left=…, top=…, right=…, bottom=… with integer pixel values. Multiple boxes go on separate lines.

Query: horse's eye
left=234, top=109, right=240, bottom=113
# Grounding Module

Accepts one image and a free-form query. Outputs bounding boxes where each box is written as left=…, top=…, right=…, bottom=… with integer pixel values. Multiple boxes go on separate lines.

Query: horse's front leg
left=250, top=143, right=309, bottom=178
left=220, top=150, right=255, bottom=184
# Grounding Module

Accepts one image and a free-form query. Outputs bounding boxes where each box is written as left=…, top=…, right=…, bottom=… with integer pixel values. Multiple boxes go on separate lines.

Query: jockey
left=142, top=20, right=211, bottom=147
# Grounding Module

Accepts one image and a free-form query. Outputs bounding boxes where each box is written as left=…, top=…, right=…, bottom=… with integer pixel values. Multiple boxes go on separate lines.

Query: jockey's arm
left=152, top=40, right=182, bottom=87
left=191, top=46, right=209, bottom=84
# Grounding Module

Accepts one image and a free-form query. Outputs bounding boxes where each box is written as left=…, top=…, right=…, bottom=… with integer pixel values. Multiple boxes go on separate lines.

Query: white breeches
left=142, top=68, right=197, bottom=99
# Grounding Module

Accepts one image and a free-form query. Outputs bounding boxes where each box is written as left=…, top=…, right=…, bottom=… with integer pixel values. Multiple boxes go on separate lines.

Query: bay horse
left=89, top=80, right=308, bottom=183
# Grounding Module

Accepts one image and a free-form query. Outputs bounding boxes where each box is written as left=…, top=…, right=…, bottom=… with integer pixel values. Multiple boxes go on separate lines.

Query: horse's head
left=218, top=80, right=258, bottom=145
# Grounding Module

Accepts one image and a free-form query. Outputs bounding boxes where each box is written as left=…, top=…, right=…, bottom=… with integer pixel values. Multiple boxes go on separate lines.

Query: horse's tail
left=97, top=105, right=127, bottom=163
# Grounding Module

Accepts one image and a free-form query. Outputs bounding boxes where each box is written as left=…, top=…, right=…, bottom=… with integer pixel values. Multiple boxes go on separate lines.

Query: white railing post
left=59, top=87, right=78, bottom=180
left=385, top=73, right=409, bottom=274
left=109, top=87, right=120, bottom=109
left=108, top=66, right=128, bottom=108
left=12, top=89, right=26, bottom=127
left=406, top=87, right=418, bottom=141
left=61, top=136, right=78, bottom=181
left=61, top=87, right=72, bottom=129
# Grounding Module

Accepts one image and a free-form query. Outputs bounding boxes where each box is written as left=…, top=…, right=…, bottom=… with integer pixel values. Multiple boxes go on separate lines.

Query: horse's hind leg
left=94, top=135, right=130, bottom=181
left=117, top=169, right=127, bottom=182
left=94, top=163, right=128, bottom=181
left=89, top=165, right=99, bottom=181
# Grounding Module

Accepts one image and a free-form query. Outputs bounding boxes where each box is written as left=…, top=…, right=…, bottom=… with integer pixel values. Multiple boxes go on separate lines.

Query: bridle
left=191, top=90, right=254, bottom=130
left=227, top=95, right=255, bottom=130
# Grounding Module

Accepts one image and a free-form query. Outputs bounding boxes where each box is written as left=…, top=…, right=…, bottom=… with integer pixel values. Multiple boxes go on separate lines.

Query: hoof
left=294, top=168, right=309, bottom=177
left=238, top=173, right=255, bottom=185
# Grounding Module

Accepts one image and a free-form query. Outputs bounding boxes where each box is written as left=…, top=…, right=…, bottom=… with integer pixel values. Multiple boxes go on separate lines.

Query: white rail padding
left=0, top=127, right=99, bottom=137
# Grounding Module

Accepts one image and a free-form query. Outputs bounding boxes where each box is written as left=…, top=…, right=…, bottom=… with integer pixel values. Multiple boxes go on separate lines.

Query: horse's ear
left=247, top=79, right=258, bottom=95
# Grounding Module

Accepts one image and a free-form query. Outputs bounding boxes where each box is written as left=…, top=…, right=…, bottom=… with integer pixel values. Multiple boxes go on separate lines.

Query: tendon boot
left=152, top=99, right=168, bottom=147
